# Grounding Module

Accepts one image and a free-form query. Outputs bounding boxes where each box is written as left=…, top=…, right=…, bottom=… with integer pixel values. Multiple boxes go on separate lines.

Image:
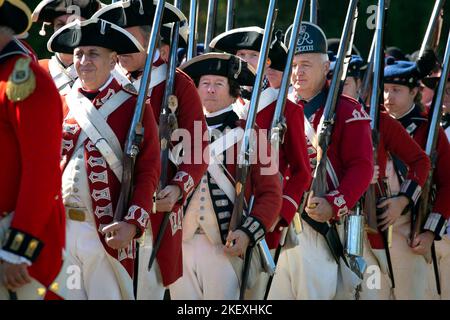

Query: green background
left=26, top=0, right=450, bottom=61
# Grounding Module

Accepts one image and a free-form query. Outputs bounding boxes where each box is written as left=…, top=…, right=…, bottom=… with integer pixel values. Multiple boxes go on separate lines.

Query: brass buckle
left=68, top=208, right=86, bottom=222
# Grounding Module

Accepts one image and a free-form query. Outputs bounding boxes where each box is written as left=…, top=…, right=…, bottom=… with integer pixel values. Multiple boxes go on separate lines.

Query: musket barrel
left=114, top=0, right=166, bottom=224
left=321, top=0, right=358, bottom=124
left=148, top=0, right=184, bottom=272
left=132, top=0, right=166, bottom=132
left=359, top=34, right=376, bottom=102
left=187, top=0, right=199, bottom=60
left=229, top=0, right=278, bottom=235
left=368, top=0, right=386, bottom=132
left=310, top=0, right=359, bottom=199
left=419, top=0, right=446, bottom=56
left=310, top=0, right=318, bottom=24
left=270, top=0, right=307, bottom=134
left=243, top=0, right=278, bottom=143
left=204, top=0, right=217, bottom=53
left=412, top=29, right=449, bottom=238
left=225, top=0, right=235, bottom=31
left=425, top=29, right=450, bottom=156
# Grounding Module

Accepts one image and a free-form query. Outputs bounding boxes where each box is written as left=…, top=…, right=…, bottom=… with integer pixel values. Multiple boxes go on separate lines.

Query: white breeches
left=169, top=234, right=239, bottom=300
left=389, top=213, right=433, bottom=300
left=358, top=232, right=394, bottom=300
left=65, top=219, right=122, bottom=300
left=136, top=230, right=166, bottom=300
left=267, top=221, right=338, bottom=300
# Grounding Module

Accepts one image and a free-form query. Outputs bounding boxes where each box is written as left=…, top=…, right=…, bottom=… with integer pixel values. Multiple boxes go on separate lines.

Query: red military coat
left=367, top=110, right=431, bottom=248
left=143, top=58, right=208, bottom=286
left=300, top=88, right=374, bottom=219
left=376, top=111, right=430, bottom=191
left=250, top=97, right=311, bottom=249
left=0, top=41, right=65, bottom=295
left=61, top=78, right=160, bottom=277
left=397, top=105, right=450, bottom=239
left=219, top=117, right=283, bottom=238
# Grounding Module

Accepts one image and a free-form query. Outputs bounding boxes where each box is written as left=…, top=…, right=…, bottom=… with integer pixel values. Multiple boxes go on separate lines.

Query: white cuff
left=0, top=249, right=32, bottom=266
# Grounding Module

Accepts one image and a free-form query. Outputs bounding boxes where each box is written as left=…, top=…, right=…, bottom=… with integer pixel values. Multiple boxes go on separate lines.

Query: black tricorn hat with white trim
left=209, top=26, right=288, bottom=72
left=209, top=27, right=265, bottom=54
left=92, top=0, right=185, bottom=28
left=180, top=53, right=256, bottom=87
left=32, top=0, right=103, bottom=23
left=284, top=22, right=327, bottom=55
left=47, top=17, right=144, bottom=54
left=160, top=21, right=189, bottom=48
left=0, top=0, right=32, bottom=35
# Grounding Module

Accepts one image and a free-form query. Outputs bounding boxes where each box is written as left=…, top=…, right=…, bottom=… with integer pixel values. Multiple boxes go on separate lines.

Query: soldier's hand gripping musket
left=113, top=0, right=166, bottom=297
left=307, top=0, right=359, bottom=225
left=412, top=28, right=450, bottom=295
left=226, top=0, right=279, bottom=300
left=147, top=0, right=183, bottom=273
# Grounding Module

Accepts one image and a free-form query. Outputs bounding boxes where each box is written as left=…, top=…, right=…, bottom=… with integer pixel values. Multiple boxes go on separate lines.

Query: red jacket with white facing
left=61, top=78, right=161, bottom=277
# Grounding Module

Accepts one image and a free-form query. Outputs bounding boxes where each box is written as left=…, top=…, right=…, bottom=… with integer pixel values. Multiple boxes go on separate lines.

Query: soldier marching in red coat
left=48, top=16, right=161, bottom=299
left=209, top=25, right=312, bottom=300
left=174, top=52, right=282, bottom=299
left=330, top=53, right=432, bottom=299
left=93, top=0, right=209, bottom=299
left=0, top=0, right=66, bottom=300
left=382, top=56, right=450, bottom=299
left=269, top=22, right=374, bottom=300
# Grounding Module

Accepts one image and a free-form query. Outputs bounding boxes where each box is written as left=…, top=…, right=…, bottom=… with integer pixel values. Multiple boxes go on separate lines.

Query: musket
left=359, top=31, right=376, bottom=104
left=225, top=0, right=235, bottom=32
left=310, top=0, right=318, bottom=24
left=364, top=0, right=388, bottom=235
left=204, top=0, right=217, bottom=53
left=269, top=0, right=307, bottom=159
left=227, top=0, right=278, bottom=300
left=309, top=0, right=359, bottom=203
left=363, top=0, right=396, bottom=290
left=419, top=0, right=446, bottom=56
left=412, top=28, right=450, bottom=295
left=187, top=0, right=199, bottom=60
left=114, top=0, right=166, bottom=222
left=147, top=0, right=183, bottom=272
left=262, top=0, right=308, bottom=300
left=112, top=0, right=166, bottom=298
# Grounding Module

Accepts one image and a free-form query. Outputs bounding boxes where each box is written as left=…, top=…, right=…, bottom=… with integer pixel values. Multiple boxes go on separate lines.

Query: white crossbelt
left=237, top=87, right=279, bottom=119
left=66, top=87, right=131, bottom=182
left=48, top=55, right=77, bottom=93
left=207, top=128, right=245, bottom=204
left=131, top=63, right=168, bottom=97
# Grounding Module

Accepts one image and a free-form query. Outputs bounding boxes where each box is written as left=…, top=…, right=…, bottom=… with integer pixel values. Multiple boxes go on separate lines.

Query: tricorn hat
left=180, top=52, right=256, bottom=87
left=209, top=26, right=288, bottom=72
left=0, top=0, right=32, bottom=35
left=92, top=0, right=185, bottom=28
left=47, top=17, right=144, bottom=54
